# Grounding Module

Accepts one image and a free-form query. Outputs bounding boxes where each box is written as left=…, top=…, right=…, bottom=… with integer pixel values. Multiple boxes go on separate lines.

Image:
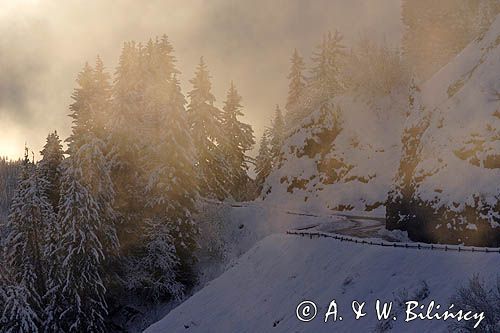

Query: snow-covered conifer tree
left=123, top=218, right=183, bottom=302
left=309, top=31, right=347, bottom=102
left=92, top=56, right=113, bottom=141
left=270, top=105, right=285, bottom=163
left=136, top=37, right=199, bottom=292
left=220, top=81, right=255, bottom=200
left=108, top=42, right=146, bottom=253
left=38, top=131, right=64, bottom=213
left=255, top=131, right=273, bottom=196
left=54, top=62, right=118, bottom=332
left=2, top=151, right=54, bottom=332
left=57, top=155, right=109, bottom=333
left=285, top=49, right=306, bottom=127
left=187, top=57, right=230, bottom=200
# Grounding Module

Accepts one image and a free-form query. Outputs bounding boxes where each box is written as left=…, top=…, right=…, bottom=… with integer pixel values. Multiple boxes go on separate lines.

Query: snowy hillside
left=262, top=91, right=406, bottom=215
left=145, top=233, right=500, bottom=333
left=387, top=15, right=500, bottom=246
left=263, top=15, right=500, bottom=246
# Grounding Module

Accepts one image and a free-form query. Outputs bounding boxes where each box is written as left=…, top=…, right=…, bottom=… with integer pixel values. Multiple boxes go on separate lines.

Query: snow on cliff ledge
left=262, top=91, right=406, bottom=216
left=413, top=15, right=500, bottom=223
left=263, top=15, right=500, bottom=224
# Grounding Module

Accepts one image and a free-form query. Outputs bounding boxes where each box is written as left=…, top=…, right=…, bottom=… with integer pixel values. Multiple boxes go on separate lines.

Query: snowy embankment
left=146, top=231, right=500, bottom=333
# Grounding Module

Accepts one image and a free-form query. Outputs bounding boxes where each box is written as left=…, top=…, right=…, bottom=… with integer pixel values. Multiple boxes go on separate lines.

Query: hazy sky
left=0, top=0, right=401, bottom=159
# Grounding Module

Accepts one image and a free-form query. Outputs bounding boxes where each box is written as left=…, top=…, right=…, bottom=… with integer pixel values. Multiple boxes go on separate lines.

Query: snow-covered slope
left=387, top=16, right=500, bottom=245
left=416, top=15, right=500, bottom=224
left=262, top=91, right=406, bottom=215
left=145, top=234, right=500, bottom=332
left=264, top=16, right=499, bottom=245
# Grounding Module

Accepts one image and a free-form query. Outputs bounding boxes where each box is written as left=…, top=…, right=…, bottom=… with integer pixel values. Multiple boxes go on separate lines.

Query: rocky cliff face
left=387, top=17, right=500, bottom=246
left=262, top=91, right=405, bottom=215
left=263, top=17, right=500, bottom=246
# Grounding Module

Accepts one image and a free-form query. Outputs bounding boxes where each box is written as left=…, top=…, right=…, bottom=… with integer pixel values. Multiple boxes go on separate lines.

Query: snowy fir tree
left=37, top=131, right=64, bottom=213
left=122, top=218, right=183, bottom=302
left=220, top=81, right=255, bottom=200
left=1, top=150, right=55, bottom=332
left=309, top=30, right=347, bottom=102
left=56, top=156, right=109, bottom=333
left=285, top=49, right=306, bottom=127
left=134, top=37, right=199, bottom=293
left=270, top=105, right=285, bottom=163
left=107, top=41, right=146, bottom=258
left=2, top=283, right=41, bottom=333
left=42, top=211, right=65, bottom=333
left=254, top=131, right=273, bottom=196
left=187, top=57, right=231, bottom=200
left=53, top=61, right=118, bottom=332
left=67, top=61, right=118, bottom=254
left=92, top=55, right=113, bottom=141
left=36, top=132, right=65, bottom=331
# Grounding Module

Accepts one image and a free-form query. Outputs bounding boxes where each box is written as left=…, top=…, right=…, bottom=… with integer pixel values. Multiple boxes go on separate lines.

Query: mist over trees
left=0, top=1, right=499, bottom=331
left=0, top=36, right=255, bottom=332
left=401, top=0, right=500, bottom=80
left=254, top=1, right=499, bottom=247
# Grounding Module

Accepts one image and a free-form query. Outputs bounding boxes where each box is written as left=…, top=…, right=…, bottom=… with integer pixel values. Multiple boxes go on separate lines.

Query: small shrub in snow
left=449, top=275, right=500, bottom=333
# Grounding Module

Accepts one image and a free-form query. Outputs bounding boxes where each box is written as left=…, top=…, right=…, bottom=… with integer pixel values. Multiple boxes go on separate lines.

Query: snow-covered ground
left=142, top=202, right=500, bottom=332
left=146, top=231, right=500, bottom=333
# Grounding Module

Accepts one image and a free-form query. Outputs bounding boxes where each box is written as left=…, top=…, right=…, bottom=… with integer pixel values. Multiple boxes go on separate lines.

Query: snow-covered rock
left=264, top=16, right=500, bottom=246
left=388, top=16, right=500, bottom=246
left=262, top=91, right=406, bottom=216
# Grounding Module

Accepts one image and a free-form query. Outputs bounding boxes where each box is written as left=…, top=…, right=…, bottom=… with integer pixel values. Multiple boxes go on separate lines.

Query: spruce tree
left=285, top=49, right=306, bottom=127
left=310, top=30, right=347, bottom=101
left=108, top=41, right=147, bottom=255
left=220, top=81, right=255, bottom=200
left=67, top=61, right=118, bottom=254
left=255, top=131, right=273, bottom=196
left=187, top=57, right=230, bottom=200
left=270, top=105, right=285, bottom=162
left=2, top=151, right=54, bottom=332
left=136, top=38, right=199, bottom=293
left=122, top=218, right=183, bottom=302
left=57, top=156, right=109, bottom=333
left=38, top=131, right=64, bottom=213
left=55, top=62, right=117, bottom=332
left=37, top=132, right=65, bottom=332
left=42, top=213, right=64, bottom=333
left=92, top=56, right=113, bottom=141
